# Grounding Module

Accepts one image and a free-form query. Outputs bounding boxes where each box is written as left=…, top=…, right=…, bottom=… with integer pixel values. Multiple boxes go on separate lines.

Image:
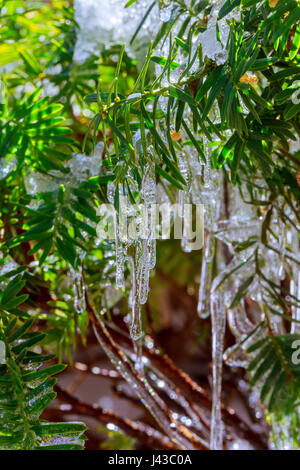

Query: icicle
left=142, top=159, right=156, bottom=206
left=209, top=254, right=254, bottom=449
left=210, top=272, right=226, bottom=450
left=70, top=264, right=86, bottom=314
left=142, top=158, right=157, bottom=269
left=115, top=220, right=126, bottom=288
left=115, top=242, right=126, bottom=288
left=130, top=239, right=151, bottom=345
left=129, top=254, right=143, bottom=341
left=181, top=213, right=192, bottom=253
left=138, top=239, right=150, bottom=305
left=278, top=214, right=286, bottom=280
left=225, top=277, right=264, bottom=368
left=176, top=152, right=193, bottom=253
left=227, top=278, right=261, bottom=342
left=178, top=152, right=191, bottom=206
left=197, top=232, right=213, bottom=318
left=107, top=181, right=115, bottom=204
left=149, top=238, right=156, bottom=270
left=133, top=338, right=144, bottom=374
left=291, top=269, right=300, bottom=334
left=135, top=159, right=157, bottom=304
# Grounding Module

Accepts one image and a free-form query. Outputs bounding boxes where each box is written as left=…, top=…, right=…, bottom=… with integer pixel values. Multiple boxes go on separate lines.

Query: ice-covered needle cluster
left=24, top=143, right=104, bottom=195
left=102, top=157, right=157, bottom=356
left=198, top=1, right=241, bottom=65
left=73, top=0, right=159, bottom=63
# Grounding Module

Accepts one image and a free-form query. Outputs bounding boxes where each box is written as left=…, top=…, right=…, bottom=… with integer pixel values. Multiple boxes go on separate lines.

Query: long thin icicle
left=197, top=232, right=213, bottom=318
left=70, top=263, right=86, bottom=314
left=210, top=272, right=226, bottom=450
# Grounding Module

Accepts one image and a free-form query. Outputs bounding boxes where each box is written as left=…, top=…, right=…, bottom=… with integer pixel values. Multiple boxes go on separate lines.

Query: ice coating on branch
left=200, top=24, right=227, bottom=65
left=148, top=370, right=203, bottom=432
left=74, top=0, right=159, bottom=64
left=0, top=155, right=16, bottom=179
left=24, top=171, right=61, bottom=195
left=69, top=142, right=103, bottom=182
left=154, top=1, right=189, bottom=88
left=0, top=257, right=19, bottom=285
left=159, top=0, right=173, bottom=22
left=198, top=1, right=241, bottom=65
left=24, top=143, right=104, bottom=195
left=92, top=317, right=194, bottom=449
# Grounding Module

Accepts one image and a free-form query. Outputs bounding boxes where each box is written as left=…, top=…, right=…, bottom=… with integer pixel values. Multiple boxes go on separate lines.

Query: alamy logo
left=0, top=80, right=5, bottom=105
left=0, top=340, right=5, bottom=364
left=291, top=339, right=300, bottom=365
left=291, top=80, right=300, bottom=105
left=96, top=196, right=204, bottom=251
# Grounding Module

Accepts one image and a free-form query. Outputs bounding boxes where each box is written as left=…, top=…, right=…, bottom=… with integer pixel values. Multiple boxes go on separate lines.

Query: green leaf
left=130, top=1, right=156, bottom=44
left=23, top=364, right=66, bottom=383
left=202, top=72, right=227, bottom=121
left=8, top=320, right=34, bottom=343
left=195, top=66, right=224, bottom=102
left=125, top=0, right=137, bottom=7
left=283, top=103, right=300, bottom=120
left=231, top=139, right=245, bottom=183
left=32, top=422, right=87, bottom=436
left=2, top=294, right=29, bottom=311
left=218, top=0, right=241, bottom=20
left=155, top=164, right=184, bottom=190
left=150, top=56, right=180, bottom=70
left=273, top=7, right=300, bottom=42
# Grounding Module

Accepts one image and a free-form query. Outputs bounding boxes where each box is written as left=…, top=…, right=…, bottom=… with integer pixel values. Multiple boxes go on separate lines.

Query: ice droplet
left=70, top=264, right=86, bottom=314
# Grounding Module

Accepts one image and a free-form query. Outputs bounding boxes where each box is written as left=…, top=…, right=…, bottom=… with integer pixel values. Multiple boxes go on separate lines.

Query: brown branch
left=54, top=384, right=177, bottom=450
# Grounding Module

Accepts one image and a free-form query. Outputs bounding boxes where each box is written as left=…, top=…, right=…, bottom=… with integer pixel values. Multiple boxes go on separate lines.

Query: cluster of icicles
left=85, top=118, right=298, bottom=450
left=68, top=0, right=300, bottom=450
